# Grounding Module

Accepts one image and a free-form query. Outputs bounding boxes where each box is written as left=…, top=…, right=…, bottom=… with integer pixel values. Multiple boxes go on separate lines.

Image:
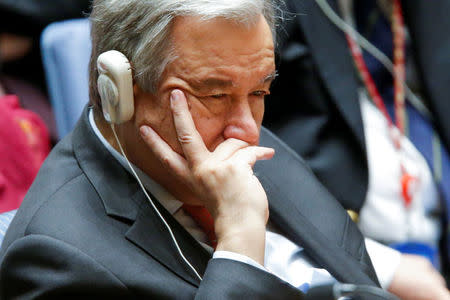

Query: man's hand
left=139, top=89, right=274, bottom=264
left=388, top=254, right=450, bottom=300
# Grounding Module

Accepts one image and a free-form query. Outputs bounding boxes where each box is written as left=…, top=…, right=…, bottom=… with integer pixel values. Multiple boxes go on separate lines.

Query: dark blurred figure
left=0, top=37, right=56, bottom=141
left=0, top=0, right=92, bottom=91
left=0, top=0, right=92, bottom=140
left=265, top=0, right=450, bottom=294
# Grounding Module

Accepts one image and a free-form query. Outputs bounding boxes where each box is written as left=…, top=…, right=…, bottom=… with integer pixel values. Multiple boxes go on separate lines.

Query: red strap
left=345, top=0, right=416, bottom=208
left=182, top=204, right=217, bottom=248
left=392, top=0, right=406, bottom=135
left=345, top=0, right=406, bottom=141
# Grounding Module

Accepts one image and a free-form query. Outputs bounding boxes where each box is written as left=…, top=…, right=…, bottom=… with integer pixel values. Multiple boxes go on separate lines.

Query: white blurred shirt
left=359, top=92, right=440, bottom=247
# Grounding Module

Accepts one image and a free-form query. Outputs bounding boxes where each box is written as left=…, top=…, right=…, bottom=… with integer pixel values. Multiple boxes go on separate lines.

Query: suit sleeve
left=196, top=258, right=304, bottom=300
left=0, top=235, right=305, bottom=299
left=0, top=235, right=129, bottom=299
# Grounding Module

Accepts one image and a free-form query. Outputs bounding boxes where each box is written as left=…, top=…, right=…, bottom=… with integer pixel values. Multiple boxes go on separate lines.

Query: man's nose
left=223, top=99, right=260, bottom=145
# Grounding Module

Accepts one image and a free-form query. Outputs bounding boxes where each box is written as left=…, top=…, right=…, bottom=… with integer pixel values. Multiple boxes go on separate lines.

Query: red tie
left=182, top=204, right=217, bottom=249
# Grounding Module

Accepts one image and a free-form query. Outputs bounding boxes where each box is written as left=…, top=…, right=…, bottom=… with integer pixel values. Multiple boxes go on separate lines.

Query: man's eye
left=251, top=90, right=269, bottom=97
left=209, top=94, right=227, bottom=99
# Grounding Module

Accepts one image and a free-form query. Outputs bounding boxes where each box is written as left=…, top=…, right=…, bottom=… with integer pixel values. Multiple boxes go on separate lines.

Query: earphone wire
left=315, top=0, right=432, bottom=120
left=110, top=123, right=203, bottom=281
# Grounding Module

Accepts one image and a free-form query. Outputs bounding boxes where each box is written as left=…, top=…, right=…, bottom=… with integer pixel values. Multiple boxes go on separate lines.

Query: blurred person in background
left=264, top=0, right=450, bottom=297
left=0, top=0, right=92, bottom=140
left=0, top=26, right=56, bottom=141
left=0, top=93, right=50, bottom=213
left=0, top=1, right=92, bottom=216
left=0, top=0, right=92, bottom=91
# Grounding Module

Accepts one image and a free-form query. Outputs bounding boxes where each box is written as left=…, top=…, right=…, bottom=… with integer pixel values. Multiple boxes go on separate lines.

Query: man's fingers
left=212, top=138, right=249, bottom=160
left=232, top=146, right=275, bottom=168
left=170, top=89, right=208, bottom=165
left=140, top=125, right=189, bottom=178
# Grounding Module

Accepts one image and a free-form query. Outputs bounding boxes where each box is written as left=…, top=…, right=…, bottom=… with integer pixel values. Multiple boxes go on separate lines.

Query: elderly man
left=0, top=0, right=439, bottom=299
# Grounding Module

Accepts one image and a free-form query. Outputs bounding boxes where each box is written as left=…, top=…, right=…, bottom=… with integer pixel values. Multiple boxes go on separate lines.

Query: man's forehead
left=166, top=14, right=275, bottom=91
left=171, top=14, right=274, bottom=57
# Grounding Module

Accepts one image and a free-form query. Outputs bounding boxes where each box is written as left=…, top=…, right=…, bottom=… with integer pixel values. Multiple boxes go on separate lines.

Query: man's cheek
left=252, top=100, right=265, bottom=126
left=135, top=110, right=167, bottom=139
left=194, top=116, right=225, bottom=152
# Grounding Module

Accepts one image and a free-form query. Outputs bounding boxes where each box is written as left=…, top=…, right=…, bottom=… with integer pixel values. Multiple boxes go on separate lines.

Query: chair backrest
left=0, top=210, right=17, bottom=249
left=41, top=19, right=92, bottom=139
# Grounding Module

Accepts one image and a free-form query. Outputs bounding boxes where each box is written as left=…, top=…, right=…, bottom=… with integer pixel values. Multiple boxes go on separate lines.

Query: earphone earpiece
left=97, top=74, right=119, bottom=123
left=97, top=50, right=134, bottom=124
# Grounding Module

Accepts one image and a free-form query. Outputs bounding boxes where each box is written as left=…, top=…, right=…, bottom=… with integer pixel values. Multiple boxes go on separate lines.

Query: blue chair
left=41, top=19, right=92, bottom=139
left=0, top=210, right=17, bottom=249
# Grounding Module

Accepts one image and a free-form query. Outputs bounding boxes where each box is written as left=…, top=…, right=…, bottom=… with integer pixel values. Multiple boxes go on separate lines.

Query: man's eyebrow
left=261, top=71, right=278, bottom=84
left=190, top=78, right=234, bottom=91
left=189, top=71, right=278, bottom=91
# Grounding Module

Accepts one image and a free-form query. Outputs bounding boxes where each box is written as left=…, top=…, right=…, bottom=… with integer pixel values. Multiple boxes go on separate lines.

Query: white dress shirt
left=89, top=109, right=400, bottom=291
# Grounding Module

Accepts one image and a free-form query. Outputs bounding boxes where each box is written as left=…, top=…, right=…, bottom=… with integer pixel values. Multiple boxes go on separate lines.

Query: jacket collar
left=72, top=106, right=209, bottom=286
left=72, top=106, right=140, bottom=221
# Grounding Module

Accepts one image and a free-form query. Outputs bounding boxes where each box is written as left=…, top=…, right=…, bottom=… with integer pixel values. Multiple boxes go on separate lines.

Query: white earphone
left=97, top=50, right=135, bottom=124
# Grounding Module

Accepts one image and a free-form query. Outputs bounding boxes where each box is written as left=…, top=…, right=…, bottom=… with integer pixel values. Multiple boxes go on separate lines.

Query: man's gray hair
left=89, top=0, right=283, bottom=108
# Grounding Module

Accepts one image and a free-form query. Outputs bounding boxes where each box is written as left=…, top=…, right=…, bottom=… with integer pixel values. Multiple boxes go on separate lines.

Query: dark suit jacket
left=264, top=0, right=450, bottom=212
left=0, top=107, right=380, bottom=299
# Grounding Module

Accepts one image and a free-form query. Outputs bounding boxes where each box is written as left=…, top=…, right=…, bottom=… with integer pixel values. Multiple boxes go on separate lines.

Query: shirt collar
left=88, top=108, right=183, bottom=215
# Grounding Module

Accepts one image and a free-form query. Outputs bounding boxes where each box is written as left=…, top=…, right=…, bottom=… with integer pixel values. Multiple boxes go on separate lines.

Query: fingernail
left=140, top=125, right=151, bottom=137
left=170, top=90, right=180, bottom=103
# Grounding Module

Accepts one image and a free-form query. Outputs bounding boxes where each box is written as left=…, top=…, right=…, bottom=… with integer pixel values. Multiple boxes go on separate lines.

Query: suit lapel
left=72, top=107, right=210, bottom=287
left=403, top=0, right=450, bottom=150
left=257, top=127, right=380, bottom=286
left=291, top=0, right=366, bottom=149
left=125, top=191, right=211, bottom=287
